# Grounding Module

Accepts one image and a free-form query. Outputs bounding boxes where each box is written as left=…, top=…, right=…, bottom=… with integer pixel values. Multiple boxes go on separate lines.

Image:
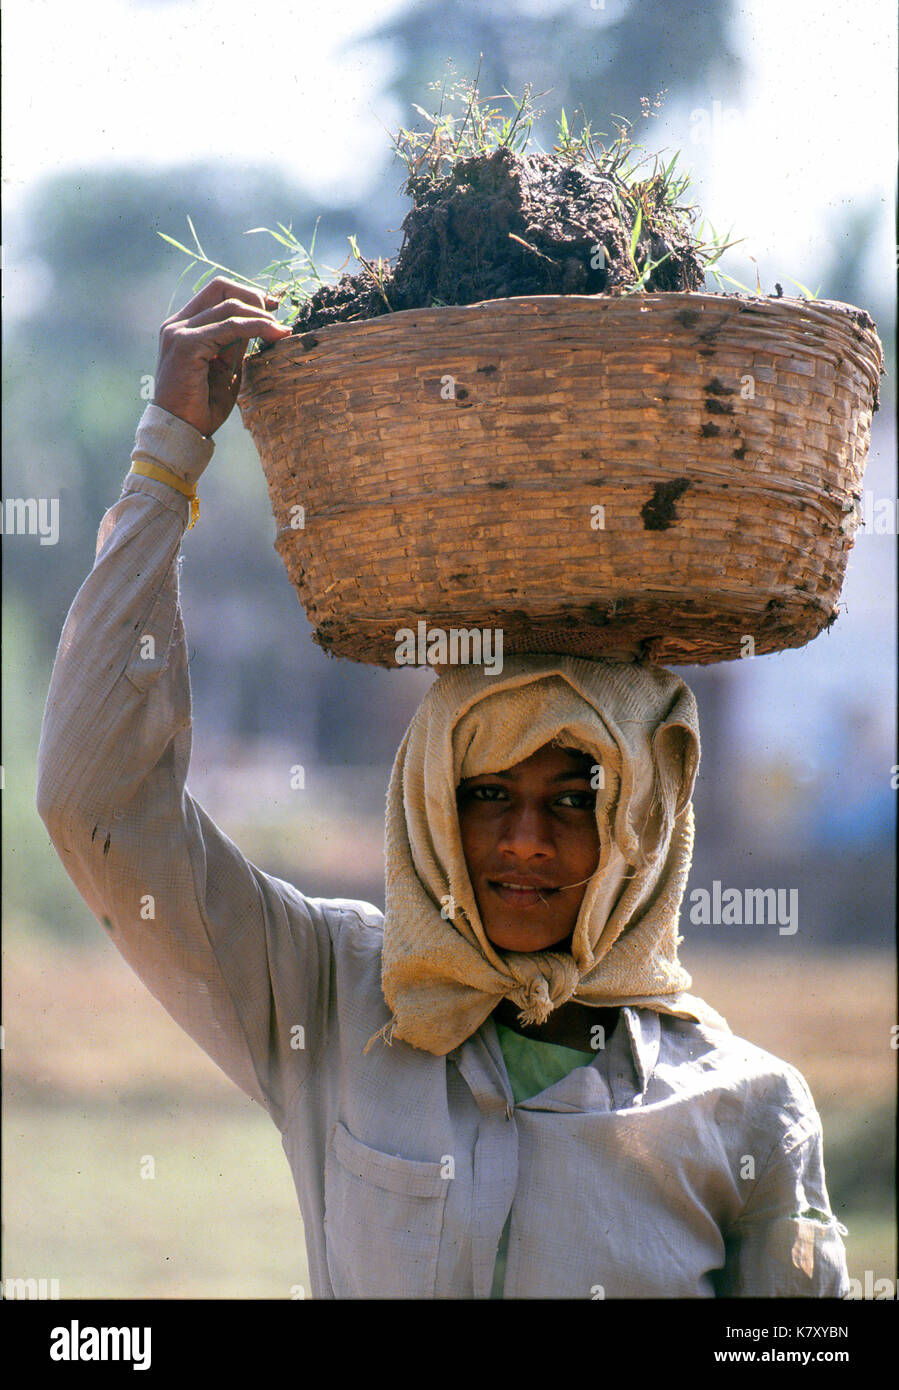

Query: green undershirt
left=489, top=1021, right=595, bottom=1298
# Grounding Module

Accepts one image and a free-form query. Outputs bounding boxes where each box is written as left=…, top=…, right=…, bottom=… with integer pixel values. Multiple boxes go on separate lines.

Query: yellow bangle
left=129, top=459, right=200, bottom=530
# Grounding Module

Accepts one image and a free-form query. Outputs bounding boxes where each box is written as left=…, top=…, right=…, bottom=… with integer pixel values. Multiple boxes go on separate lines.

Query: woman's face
left=456, top=742, right=600, bottom=952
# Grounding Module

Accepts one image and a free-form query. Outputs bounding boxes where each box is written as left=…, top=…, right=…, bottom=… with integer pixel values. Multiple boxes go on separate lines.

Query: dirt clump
left=290, top=144, right=706, bottom=332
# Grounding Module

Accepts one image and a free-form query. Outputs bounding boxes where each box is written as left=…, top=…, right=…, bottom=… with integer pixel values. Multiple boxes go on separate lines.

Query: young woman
left=37, top=280, right=848, bottom=1299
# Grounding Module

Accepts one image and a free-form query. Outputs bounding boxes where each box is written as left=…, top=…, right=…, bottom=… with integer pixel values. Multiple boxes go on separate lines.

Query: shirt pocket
left=324, top=1120, right=449, bottom=1299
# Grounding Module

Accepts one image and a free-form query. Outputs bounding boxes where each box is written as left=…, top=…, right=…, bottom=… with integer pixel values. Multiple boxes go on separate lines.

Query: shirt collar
left=459, top=1005, right=662, bottom=1109
left=621, top=1007, right=662, bottom=1096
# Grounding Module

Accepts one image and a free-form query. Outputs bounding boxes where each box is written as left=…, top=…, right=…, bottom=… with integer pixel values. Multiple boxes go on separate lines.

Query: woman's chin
left=483, top=918, right=575, bottom=953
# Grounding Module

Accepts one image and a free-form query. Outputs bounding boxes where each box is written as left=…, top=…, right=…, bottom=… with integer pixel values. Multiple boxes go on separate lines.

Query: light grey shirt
left=35, top=404, right=850, bottom=1299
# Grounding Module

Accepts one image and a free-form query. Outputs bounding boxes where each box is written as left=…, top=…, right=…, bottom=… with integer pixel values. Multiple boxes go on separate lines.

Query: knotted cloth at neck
left=367, top=654, right=728, bottom=1056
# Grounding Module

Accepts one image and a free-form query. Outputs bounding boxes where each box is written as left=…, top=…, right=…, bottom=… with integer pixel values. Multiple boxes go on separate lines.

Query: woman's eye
left=470, top=785, right=507, bottom=801
left=458, top=786, right=595, bottom=809
left=556, top=791, right=596, bottom=809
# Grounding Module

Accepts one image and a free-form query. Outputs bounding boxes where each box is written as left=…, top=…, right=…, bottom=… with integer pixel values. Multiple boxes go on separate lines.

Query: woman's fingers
left=154, top=292, right=292, bottom=436
left=162, top=276, right=280, bottom=329
left=164, top=305, right=290, bottom=356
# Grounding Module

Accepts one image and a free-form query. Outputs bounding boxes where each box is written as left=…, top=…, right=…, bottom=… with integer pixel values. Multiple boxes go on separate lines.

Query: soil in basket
left=289, top=145, right=706, bottom=332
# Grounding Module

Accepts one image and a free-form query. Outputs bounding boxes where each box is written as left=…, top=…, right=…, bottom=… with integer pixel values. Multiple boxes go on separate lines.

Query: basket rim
left=240, top=289, right=882, bottom=385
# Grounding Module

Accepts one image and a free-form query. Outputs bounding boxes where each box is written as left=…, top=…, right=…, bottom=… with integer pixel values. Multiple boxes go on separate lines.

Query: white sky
left=2, top=0, right=895, bottom=211
left=677, top=0, right=897, bottom=290
left=1, top=0, right=895, bottom=300
left=1, top=0, right=408, bottom=207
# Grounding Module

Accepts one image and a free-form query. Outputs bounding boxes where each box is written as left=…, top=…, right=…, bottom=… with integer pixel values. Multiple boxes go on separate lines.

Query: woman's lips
left=489, top=880, right=559, bottom=907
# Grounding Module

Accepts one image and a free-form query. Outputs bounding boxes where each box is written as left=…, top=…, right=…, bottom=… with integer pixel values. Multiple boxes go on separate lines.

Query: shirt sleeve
left=35, top=405, right=332, bottom=1129
left=715, top=1093, right=850, bottom=1298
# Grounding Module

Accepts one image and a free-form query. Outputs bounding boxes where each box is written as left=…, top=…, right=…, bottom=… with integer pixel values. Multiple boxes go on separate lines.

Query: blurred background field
left=3, top=0, right=896, bottom=1298
left=3, top=916, right=894, bottom=1297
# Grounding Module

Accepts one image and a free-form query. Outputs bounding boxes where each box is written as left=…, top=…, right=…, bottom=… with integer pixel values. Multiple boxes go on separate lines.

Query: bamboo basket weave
left=237, top=292, right=882, bottom=667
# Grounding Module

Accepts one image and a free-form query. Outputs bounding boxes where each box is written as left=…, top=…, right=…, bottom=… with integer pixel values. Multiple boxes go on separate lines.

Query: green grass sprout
left=158, top=214, right=345, bottom=337
left=159, top=72, right=819, bottom=325
left=783, top=276, right=822, bottom=300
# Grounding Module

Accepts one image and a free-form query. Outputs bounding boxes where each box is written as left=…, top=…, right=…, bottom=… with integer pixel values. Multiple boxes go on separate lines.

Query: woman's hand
left=153, top=277, right=292, bottom=437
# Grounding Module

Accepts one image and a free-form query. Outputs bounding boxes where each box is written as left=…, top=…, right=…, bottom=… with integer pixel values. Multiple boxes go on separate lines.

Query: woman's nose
left=496, top=803, right=555, bottom=858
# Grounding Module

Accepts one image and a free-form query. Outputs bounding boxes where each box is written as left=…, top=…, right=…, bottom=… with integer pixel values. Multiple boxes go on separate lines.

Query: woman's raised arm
left=35, top=285, right=331, bottom=1129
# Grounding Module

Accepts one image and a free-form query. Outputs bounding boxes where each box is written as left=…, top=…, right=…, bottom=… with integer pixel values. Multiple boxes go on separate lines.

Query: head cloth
left=368, top=654, right=728, bottom=1055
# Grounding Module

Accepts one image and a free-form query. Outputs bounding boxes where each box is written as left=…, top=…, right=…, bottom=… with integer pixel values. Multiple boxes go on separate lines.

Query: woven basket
left=237, top=292, right=882, bottom=667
